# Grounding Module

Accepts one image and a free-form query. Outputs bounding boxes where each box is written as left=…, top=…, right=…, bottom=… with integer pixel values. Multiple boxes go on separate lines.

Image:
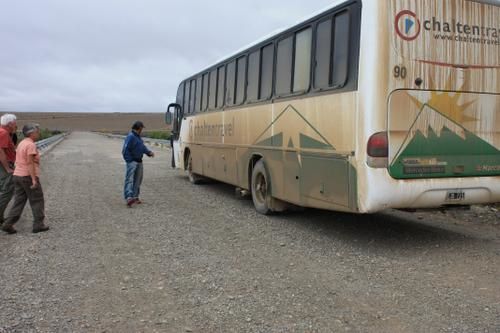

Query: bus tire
left=187, top=154, right=202, bottom=184
left=251, top=160, right=272, bottom=215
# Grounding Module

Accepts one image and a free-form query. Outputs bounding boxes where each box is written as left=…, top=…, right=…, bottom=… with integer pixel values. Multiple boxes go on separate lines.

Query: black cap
left=131, top=121, right=145, bottom=130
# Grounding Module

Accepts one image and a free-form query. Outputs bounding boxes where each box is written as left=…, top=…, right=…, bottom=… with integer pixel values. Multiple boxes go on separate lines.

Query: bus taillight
left=367, top=132, right=388, bottom=168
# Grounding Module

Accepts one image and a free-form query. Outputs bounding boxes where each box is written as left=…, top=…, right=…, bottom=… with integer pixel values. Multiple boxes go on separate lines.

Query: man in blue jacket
left=122, top=121, right=155, bottom=207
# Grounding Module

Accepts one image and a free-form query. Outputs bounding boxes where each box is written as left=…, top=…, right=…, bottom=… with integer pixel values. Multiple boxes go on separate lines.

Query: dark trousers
left=0, top=166, right=14, bottom=224
left=4, top=176, right=45, bottom=229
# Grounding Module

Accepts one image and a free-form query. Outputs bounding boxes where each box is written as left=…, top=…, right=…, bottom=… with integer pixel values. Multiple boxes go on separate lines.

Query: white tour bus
left=166, top=0, right=500, bottom=214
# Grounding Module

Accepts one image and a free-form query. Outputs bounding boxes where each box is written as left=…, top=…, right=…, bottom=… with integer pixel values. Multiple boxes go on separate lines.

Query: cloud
left=0, top=0, right=335, bottom=112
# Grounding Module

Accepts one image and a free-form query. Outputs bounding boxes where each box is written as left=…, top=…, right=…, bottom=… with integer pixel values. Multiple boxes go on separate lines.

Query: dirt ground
left=0, top=132, right=498, bottom=333
left=13, top=112, right=167, bottom=132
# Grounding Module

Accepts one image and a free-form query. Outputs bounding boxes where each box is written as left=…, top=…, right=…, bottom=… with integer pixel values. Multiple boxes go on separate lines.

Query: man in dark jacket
left=122, top=121, right=154, bottom=207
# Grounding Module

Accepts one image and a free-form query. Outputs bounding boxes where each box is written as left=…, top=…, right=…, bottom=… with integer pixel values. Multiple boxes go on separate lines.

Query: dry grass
left=13, top=112, right=168, bottom=132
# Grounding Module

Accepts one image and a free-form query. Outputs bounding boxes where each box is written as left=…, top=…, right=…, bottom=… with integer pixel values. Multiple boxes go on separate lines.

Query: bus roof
left=186, top=0, right=498, bottom=81
left=199, top=0, right=355, bottom=77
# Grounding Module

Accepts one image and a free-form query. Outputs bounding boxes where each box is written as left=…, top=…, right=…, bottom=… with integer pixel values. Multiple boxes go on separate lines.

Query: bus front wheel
left=187, top=154, right=202, bottom=184
left=251, top=160, right=272, bottom=215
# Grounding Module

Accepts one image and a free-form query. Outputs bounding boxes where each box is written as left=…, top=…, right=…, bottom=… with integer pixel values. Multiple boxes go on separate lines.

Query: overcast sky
left=0, top=0, right=336, bottom=113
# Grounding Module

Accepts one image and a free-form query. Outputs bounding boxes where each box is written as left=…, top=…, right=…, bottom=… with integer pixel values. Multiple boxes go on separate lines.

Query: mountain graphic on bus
left=390, top=104, right=500, bottom=178
left=253, top=104, right=335, bottom=151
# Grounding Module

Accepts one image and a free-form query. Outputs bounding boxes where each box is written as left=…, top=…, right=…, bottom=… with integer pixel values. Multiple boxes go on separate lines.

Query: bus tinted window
left=260, top=44, right=274, bottom=100
left=247, top=50, right=260, bottom=103
left=209, top=69, right=217, bottom=109
left=314, top=11, right=351, bottom=89
left=183, top=81, right=190, bottom=113
left=195, top=76, right=203, bottom=112
left=314, top=19, right=332, bottom=89
left=276, top=36, right=293, bottom=96
left=332, top=11, right=350, bottom=87
left=293, top=27, right=312, bottom=92
left=236, top=56, right=247, bottom=105
left=226, top=61, right=236, bottom=106
left=202, top=73, right=209, bottom=111
left=216, top=65, right=225, bottom=108
left=189, top=79, right=196, bottom=114
left=176, top=82, right=184, bottom=106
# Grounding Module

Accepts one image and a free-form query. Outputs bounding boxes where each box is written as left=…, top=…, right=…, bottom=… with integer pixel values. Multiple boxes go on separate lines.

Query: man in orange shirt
left=1, top=124, right=48, bottom=234
left=0, top=114, right=17, bottom=226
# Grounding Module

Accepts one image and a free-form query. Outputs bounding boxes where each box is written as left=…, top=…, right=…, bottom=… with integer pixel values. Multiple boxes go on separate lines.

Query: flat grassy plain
left=14, top=112, right=168, bottom=133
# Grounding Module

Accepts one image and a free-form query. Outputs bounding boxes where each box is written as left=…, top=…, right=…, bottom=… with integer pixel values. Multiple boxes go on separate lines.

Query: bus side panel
left=300, top=155, right=350, bottom=207
left=252, top=94, right=357, bottom=210
left=181, top=90, right=359, bottom=211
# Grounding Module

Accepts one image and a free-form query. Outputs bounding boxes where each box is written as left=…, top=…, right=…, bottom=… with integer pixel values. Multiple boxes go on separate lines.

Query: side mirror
left=165, top=103, right=180, bottom=125
left=165, top=111, right=172, bottom=125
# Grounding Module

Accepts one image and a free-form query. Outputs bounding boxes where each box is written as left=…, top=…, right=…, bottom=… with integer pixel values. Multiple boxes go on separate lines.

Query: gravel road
left=0, top=132, right=499, bottom=333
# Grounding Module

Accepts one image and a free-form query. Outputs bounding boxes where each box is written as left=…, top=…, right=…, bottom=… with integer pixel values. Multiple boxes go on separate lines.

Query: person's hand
left=30, top=178, right=38, bottom=189
left=6, top=167, right=14, bottom=174
left=148, top=152, right=155, bottom=158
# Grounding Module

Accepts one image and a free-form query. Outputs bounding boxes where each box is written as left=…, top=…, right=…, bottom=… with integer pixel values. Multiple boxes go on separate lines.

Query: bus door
left=166, top=103, right=183, bottom=168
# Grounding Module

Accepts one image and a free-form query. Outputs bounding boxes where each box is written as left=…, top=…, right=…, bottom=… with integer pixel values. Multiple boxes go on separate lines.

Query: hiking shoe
left=126, top=198, right=137, bottom=207
left=1, top=224, right=17, bottom=234
left=32, top=225, right=50, bottom=233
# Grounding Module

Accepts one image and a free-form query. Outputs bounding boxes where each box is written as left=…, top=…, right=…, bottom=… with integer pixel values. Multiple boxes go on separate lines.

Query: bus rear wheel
left=251, top=160, right=272, bottom=215
left=187, top=154, right=202, bottom=184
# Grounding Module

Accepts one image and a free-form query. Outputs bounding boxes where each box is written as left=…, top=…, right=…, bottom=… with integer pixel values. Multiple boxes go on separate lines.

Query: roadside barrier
left=36, top=133, right=68, bottom=154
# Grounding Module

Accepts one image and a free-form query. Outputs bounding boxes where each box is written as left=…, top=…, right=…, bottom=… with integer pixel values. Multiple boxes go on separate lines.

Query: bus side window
left=209, top=69, right=217, bottom=110
left=216, top=65, right=225, bottom=109
left=235, top=56, right=247, bottom=105
left=195, top=76, right=203, bottom=113
left=332, top=11, right=350, bottom=88
left=276, top=36, right=293, bottom=97
left=313, top=10, right=351, bottom=90
left=293, top=27, right=312, bottom=93
left=226, top=60, right=236, bottom=106
left=314, top=18, right=332, bottom=90
left=202, top=73, right=209, bottom=112
left=189, top=79, right=196, bottom=114
left=184, top=81, right=190, bottom=114
left=247, top=50, right=260, bottom=103
left=260, top=44, right=274, bottom=100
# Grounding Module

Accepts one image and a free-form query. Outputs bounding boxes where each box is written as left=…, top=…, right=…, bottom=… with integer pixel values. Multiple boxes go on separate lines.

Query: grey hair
left=0, top=114, right=17, bottom=126
left=22, top=123, right=40, bottom=136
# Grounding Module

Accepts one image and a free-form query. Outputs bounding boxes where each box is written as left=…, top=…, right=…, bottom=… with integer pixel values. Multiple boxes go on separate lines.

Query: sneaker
left=1, top=224, right=17, bottom=234
left=135, top=198, right=142, bottom=204
left=32, top=225, right=50, bottom=234
left=126, top=198, right=137, bottom=207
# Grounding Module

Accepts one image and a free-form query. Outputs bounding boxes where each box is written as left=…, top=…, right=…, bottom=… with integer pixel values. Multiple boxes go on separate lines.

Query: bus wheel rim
left=255, top=173, right=267, bottom=203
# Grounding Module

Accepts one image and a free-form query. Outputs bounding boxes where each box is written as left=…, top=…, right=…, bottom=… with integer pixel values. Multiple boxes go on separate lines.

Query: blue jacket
left=122, top=131, right=152, bottom=163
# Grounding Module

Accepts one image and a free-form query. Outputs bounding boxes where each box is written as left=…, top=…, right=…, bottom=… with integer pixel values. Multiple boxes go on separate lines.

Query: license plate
left=446, top=190, right=465, bottom=202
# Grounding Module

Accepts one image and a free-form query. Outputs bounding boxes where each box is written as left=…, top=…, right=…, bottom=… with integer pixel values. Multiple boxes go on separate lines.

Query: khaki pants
left=0, top=165, right=14, bottom=224
left=4, top=176, right=45, bottom=229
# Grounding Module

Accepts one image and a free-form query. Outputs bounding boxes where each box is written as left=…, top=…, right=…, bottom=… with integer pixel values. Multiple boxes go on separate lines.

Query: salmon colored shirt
left=14, top=138, right=40, bottom=177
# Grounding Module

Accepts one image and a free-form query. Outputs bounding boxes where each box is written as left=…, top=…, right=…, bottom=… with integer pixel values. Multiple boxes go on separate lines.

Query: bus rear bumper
left=403, top=186, right=492, bottom=208
left=360, top=172, right=500, bottom=213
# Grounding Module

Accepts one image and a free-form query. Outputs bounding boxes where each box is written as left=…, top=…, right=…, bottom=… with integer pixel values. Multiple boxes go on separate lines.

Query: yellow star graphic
left=408, top=76, right=477, bottom=125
